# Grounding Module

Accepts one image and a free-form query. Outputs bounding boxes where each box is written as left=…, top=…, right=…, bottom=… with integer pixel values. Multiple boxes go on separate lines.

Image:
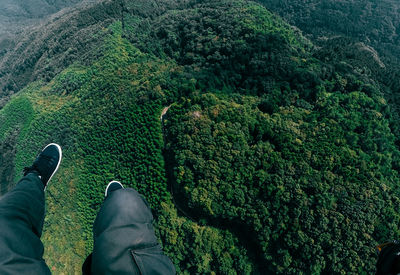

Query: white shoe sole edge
left=105, top=181, right=123, bottom=197
left=43, top=143, right=62, bottom=191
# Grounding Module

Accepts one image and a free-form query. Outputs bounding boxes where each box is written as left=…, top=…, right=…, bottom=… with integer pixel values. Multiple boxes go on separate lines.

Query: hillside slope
left=0, top=0, right=86, bottom=83
left=1, top=0, right=400, bottom=274
left=0, top=0, right=122, bottom=108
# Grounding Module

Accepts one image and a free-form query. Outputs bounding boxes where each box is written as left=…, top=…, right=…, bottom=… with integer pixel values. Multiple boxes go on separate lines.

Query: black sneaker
left=23, top=143, right=62, bottom=190
left=105, top=181, right=124, bottom=197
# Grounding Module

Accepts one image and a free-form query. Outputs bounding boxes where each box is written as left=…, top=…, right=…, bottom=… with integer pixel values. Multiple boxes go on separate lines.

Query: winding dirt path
left=160, top=106, right=170, bottom=121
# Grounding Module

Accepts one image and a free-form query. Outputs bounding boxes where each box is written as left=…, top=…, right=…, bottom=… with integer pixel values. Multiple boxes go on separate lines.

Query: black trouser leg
left=0, top=173, right=51, bottom=274
left=89, top=188, right=175, bottom=275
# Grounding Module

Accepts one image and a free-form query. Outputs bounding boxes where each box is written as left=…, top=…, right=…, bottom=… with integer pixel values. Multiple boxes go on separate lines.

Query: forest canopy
left=0, top=0, right=400, bottom=274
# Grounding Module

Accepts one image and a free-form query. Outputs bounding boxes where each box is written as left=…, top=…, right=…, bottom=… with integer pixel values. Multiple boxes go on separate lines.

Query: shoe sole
left=105, top=180, right=123, bottom=197
left=43, top=143, right=62, bottom=191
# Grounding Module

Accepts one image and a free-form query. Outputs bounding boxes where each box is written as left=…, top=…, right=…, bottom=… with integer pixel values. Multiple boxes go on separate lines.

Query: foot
left=23, top=143, right=62, bottom=190
left=105, top=181, right=124, bottom=197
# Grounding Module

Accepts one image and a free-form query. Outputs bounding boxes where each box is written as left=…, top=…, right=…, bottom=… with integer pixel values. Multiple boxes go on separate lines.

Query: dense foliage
left=164, top=89, right=400, bottom=273
left=258, top=0, right=400, bottom=144
left=1, top=0, right=400, bottom=274
left=258, top=0, right=400, bottom=44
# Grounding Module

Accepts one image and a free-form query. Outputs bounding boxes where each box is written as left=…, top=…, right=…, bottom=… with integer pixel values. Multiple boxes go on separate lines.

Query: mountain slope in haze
left=0, top=0, right=86, bottom=61
left=0, top=0, right=121, bottom=108
left=1, top=0, right=400, bottom=274
left=0, top=0, right=83, bottom=31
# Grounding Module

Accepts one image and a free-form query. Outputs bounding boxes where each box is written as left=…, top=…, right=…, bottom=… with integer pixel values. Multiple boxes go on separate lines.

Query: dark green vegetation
left=257, top=0, right=400, bottom=145
left=258, top=0, right=400, bottom=43
left=1, top=0, right=400, bottom=274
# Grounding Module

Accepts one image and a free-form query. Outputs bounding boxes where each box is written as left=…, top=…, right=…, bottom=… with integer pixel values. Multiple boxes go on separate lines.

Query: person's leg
left=89, top=183, right=175, bottom=274
left=0, top=143, right=61, bottom=274
left=0, top=173, right=51, bottom=274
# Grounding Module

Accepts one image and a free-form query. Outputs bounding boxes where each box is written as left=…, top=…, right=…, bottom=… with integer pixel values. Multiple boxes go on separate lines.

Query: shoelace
left=23, top=154, right=54, bottom=175
left=23, top=165, right=40, bottom=176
